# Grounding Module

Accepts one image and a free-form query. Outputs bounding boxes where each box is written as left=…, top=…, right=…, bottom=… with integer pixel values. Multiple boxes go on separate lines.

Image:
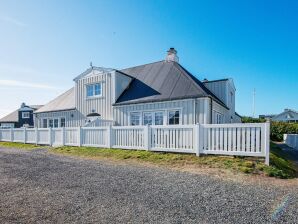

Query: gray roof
left=0, top=105, right=43, bottom=123
left=0, top=110, right=19, bottom=123
left=35, top=88, right=75, bottom=113
left=115, top=61, right=228, bottom=108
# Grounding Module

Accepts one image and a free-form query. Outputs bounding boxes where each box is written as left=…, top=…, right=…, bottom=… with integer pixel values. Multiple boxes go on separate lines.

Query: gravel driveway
left=0, top=147, right=297, bottom=224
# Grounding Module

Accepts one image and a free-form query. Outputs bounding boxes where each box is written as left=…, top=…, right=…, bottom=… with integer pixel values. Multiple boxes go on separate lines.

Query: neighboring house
left=271, top=109, right=298, bottom=123
left=0, top=103, right=43, bottom=128
left=34, top=48, right=241, bottom=128
left=259, top=114, right=276, bottom=120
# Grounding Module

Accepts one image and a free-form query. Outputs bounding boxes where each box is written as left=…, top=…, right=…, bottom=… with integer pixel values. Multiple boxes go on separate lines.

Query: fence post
left=264, top=121, right=270, bottom=165
left=144, top=125, right=150, bottom=151
left=48, top=127, right=52, bottom=146
left=107, top=125, right=112, bottom=148
left=61, top=127, right=65, bottom=146
left=10, top=128, right=14, bottom=142
left=78, top=126, right=82, bottom=147
left=23, top=128, right=27, bottom=144
left=35, top=127, right=38, bottom=145
left=283, top=134, right=287, bottom=143
left=195, top=124, right=201, bottom=156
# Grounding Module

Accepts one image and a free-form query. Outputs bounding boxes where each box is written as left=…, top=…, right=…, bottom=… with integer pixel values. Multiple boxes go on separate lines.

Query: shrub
left=241, top=116, right=266, bottom=123
left=270, top=122, right=298, bottom=141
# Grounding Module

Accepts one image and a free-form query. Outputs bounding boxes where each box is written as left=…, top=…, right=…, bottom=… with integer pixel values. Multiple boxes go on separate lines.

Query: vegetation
left=270, top=121, right=298, bottom=142
left=1, top=140, right=296, bottom=179
left=0, top=142, right=44, bottom=150
left=241, top=116, right=266, bottom=123
left=50, top=142, right=297, bottom=179
left=242, top=117, right=298, bottom=142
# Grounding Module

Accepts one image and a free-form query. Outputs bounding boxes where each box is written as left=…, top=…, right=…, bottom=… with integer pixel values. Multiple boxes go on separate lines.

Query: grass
left=1, top=141, right=296, bottom=179
left=49, top=142, right=298, bottom=179
left=0, top=141, right=45, bottom=150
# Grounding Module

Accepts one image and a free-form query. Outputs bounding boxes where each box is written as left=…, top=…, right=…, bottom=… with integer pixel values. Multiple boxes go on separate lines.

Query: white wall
left=35, top=110, right=85, bottom=128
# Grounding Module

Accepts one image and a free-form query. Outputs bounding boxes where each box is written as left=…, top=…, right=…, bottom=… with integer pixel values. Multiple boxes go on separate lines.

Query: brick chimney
left=165, top=48, right=179, bottom=62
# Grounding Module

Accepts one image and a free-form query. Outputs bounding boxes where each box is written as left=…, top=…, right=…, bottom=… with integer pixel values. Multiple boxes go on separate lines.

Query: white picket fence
left=284, top=134, right=298, bottom=150
left=0, top=122, right=270, bottom=164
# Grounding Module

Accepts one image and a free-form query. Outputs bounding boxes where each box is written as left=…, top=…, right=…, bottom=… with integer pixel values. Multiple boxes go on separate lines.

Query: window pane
left=169, top=110, right=180, bottom=125
left=49, top=119, right=53, bottom=128
left=60, top=118, right=66, bottom=127
left=94, top=83, right=101, bottom=96
left=86, top=85, right=93, bottom=97
left=154, top=112, right=163, bottom=125
left=54, top=119, right=59, bottom=128
left=130, top=112, right=140, bottom=126
left=22, top=112, right=30, bottom=118
left=42, top=119, right=47, bottom=128
left=143, top=112, right=152, bottom=125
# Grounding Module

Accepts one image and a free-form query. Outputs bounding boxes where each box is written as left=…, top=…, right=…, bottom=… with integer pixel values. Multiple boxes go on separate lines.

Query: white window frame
left=60, top=117, right=66, bottom=127
left=129, top=109, right=183, bottom=126
left=86, top=83, right=102, bottom=98
left=22, top=112, right=30, bottom=119
left=130, top=112, right=141, bottom=126
left=42, top=119, right=48, bottom=128
left=168, top=109, right=181, bottom=125
left=43, top=117, right=66, bottom=128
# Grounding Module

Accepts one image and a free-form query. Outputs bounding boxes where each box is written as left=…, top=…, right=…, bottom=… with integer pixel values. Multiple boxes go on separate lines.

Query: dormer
left=73, top=65, right=132, bottom=120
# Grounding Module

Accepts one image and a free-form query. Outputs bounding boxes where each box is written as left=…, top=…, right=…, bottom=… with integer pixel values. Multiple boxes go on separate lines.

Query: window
left=60, top=118, right=66, bottom=127
left=42, top=119, right=47, bottom=128
left=215, top=113, right=223, bottom=124
left=22, top=112, right=30, bottom=119
left=130, top=112, right=141, bottom=126
left=154, top=112, right=164, bottom=125
left=48, top=119, right=53, bottom=128
left=143, top=112, right=153, bottom=125
left=86, top=83, right=102, bottom=97
left=168, top=110, right=180, bottom=125
left=54, top=119, right=59, bottom=128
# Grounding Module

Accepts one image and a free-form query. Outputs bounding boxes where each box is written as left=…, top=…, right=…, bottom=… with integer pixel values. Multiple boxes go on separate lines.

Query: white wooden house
left=34, top=48, right=241, bottom=128
left=271, top=109, right=298, bottom=123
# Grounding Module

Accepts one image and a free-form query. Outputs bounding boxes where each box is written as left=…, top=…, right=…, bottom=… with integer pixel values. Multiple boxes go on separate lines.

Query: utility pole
left=252, top=88, right=256, bottom=118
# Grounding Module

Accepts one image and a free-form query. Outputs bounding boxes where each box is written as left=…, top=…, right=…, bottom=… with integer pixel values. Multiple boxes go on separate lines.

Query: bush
left=241, top=116, right=266, bottom=123
left=270, top=122, right=298, bottom=141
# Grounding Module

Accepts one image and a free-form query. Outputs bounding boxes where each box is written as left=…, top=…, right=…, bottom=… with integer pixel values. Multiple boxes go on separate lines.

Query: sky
left=0, top=0, right=297, bottom=118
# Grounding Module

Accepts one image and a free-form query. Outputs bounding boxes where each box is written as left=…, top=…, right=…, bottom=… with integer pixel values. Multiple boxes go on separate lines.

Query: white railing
left=150, top=125, right=194, bottom=153
left=284, top=134, right=298, bottom=150
left=0, top=122, right=270, bottom=164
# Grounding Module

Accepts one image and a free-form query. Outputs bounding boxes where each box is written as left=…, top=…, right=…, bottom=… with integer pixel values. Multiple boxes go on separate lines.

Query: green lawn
left=50, top=142, right=297, bottom=179
left=0, top=142, right=45, bottom=150
left=0, top=141, right=296, bottom=178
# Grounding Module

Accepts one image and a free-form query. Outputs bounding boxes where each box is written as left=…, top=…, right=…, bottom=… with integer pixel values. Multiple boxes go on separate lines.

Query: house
left=34, top=48, right=241, bottom=128
left=0, top=103, right=43, bottom=128
left=271, top=109, right=298, bottom=123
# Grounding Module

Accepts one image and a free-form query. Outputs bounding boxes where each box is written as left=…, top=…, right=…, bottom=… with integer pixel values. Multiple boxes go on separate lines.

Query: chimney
left=165, top=48, right=179, bottom=62
left=21, top=102, right=26, bottom=108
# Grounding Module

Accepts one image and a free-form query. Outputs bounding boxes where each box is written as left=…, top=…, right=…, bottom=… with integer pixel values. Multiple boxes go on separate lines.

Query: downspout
left=193, top=99, right=196, bottom=124
left=210, top=97, right=213, bottom=124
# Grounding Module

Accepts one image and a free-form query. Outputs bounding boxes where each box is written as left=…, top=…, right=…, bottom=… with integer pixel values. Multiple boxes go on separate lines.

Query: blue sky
left=0, top=0, right=297, bottom=117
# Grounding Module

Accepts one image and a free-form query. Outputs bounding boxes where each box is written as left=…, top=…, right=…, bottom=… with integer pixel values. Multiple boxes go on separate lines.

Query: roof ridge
left=120, top=60, right=164, bottom=71
left=174, top=62, right=229, bottom=109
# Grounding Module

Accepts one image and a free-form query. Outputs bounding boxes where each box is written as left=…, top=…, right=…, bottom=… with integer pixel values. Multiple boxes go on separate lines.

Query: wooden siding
left=35, top=110, right=85, bottom=128
left=113, top=98, right=213, bottom=126
left=75, top=71, right=114, bottom=120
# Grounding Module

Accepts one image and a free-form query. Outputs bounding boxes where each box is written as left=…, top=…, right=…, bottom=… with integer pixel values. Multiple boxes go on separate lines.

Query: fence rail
left=0, top=122, right=270, bottom=164
left=284, top=134, right=298, bottom=150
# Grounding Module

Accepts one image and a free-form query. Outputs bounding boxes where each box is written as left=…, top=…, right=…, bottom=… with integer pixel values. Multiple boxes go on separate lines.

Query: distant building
left=259, top=114, right=276, bottom=120
left=0, top=103, right=43, bottom=128
left=260, top=109, right=298, bottom=123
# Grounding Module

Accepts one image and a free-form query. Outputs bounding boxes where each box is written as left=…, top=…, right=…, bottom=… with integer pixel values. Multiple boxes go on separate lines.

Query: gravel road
left=0, top=147, right=297, bottom=224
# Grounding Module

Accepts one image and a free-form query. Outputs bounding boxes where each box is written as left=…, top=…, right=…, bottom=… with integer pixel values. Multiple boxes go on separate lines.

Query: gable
left=73, top=67, right=115, bottom=81
left=272, top=110, right=298, bottom=121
